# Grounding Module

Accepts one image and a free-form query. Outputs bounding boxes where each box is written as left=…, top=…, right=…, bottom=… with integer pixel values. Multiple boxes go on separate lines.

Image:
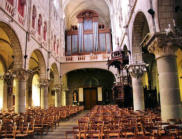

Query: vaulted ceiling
left=63, top=0, right=110, bottom=30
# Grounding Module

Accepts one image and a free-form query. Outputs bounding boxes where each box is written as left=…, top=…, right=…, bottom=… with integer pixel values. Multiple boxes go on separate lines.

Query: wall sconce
left=148, top=8, right=155, bottom=17
left=24, top=55, right=28, bottom=59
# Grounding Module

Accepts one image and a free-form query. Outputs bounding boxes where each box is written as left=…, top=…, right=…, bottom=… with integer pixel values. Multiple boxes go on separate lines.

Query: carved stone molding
left=53, top=84, right=61, bottom=91
left=13, top=68, right=30, bottom=81
left=127, top=62, right=147, bottom=78
left=39, top=79, right=49, bottom=88
left=148, top=32, right=182, bottom=59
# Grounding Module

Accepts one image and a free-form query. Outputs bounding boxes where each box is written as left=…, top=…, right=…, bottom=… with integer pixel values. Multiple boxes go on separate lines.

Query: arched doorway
left=66, top=68, right=115, bottom=109
left=27, top=50, right=46, bottom=108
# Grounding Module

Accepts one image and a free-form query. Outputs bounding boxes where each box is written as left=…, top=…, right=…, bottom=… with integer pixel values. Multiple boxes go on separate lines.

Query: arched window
left=38, top=14, right=42, bottom=35
left=43, top=22, right=47, bottom=40
left=7, top=0, right=14, bottom=5
left=18, top=0, right=26, bottom=17
left=32, top=5, right=37, bottom=29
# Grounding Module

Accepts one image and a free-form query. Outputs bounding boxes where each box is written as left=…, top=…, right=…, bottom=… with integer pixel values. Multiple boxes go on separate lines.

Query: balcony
left=61, top=53, right=111, bottom=63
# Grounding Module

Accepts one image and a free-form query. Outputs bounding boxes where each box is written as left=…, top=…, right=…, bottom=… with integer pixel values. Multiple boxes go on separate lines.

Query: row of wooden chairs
left=0, top=105, right=84, bottom=138
left=66, top=105, right=182, bottom=139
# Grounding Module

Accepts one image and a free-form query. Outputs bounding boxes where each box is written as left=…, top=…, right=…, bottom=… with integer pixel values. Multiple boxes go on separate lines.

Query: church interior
left=0, top=0, right=182, bottom=138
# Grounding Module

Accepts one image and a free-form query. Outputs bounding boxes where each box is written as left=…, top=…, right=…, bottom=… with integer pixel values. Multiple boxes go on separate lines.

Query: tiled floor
left=34, top=110, right=89, bottom=139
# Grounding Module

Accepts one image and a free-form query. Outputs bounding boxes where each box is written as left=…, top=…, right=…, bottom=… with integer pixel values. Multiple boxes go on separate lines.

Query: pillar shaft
left=41, top=85, right=48, bottom=109
left=132, top=77, right=145, bottom=111
left=13, top=69, right=29, bottom=114
left=55, top=92, right=58, bottom=107
left=15, top=79, right=26, bottom=113
left=55, top=90, right=60, bottom=107
left=157, top=55, right=181, bottom=121
left=148, top=33, right=182, bottom=121
left=128, top=63, right=147, bottom=111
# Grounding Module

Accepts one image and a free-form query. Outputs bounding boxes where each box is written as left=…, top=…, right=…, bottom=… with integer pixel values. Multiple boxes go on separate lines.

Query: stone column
left=13, top=69, right=29, bottom=114
left=97, top=87, right=102, bottom=101
left=128, top=63, right=147, bottom=111
left=40, top=79, right=49, bottom=109
left=54, top=85, right=61, bottom=107
left=148, top=33, right=182, bottom=121
left=3, top=71, right=14, bottom=110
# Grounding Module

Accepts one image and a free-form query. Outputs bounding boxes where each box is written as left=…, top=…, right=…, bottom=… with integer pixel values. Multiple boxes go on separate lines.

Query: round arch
left=132, top=11, right=150, bottom=62
left=0, top=21, right=23, bottom=69
left=50, top=63, right=60, bottom=85
left=28, top=49, right=46, bottom=79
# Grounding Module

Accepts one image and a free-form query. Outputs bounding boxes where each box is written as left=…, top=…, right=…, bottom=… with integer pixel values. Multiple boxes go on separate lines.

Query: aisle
left=34, top=110, right=88, bottom=139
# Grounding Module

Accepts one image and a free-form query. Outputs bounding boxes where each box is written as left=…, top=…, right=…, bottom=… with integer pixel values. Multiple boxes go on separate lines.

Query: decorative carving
left=147, top=32, right=182, bottom=58
left=39, top=79, right=49, bottom=88
left=53, top=84, right=61, bottom=91
left=13, top=68, right=30, bottom=81
left=127, top=62, right=147, bottom=78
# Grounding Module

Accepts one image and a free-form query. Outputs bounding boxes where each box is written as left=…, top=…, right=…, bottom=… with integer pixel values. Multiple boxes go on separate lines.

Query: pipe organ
left=66, top=10, right=112, bottom=56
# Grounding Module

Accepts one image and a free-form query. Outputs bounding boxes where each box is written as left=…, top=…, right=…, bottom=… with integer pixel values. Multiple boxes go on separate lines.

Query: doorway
left=84, top=88, right=97, bottom=110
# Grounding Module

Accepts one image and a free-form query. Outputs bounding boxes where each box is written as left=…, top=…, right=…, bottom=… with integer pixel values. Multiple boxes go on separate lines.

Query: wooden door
left=84, top=88, right=97, bottom=110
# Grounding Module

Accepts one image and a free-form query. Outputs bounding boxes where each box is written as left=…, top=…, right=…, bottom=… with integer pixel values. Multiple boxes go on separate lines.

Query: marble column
left=13, top=69, right=29, bottom=114
left=148, top=33, right=182, bottom=121
left=128, top=63, right=147, bottom=111
left=40, top=79, right=49, bottom=109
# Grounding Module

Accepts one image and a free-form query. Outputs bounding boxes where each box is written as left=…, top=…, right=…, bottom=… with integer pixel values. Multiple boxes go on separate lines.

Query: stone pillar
left=40, top=79, right=49, bottom=109
left=97, top=87, right=102, bottom=101
left=3, top=71, right=14, bottom=110
left=62, top=91, right=66, bottom=106
left=128, top=63, right=147, bottom=111
left=148, top=33, right=182, bottom=121
left=13, top=69, right=29, bottom=114
left=79, top=88, right=83, bottom=104
left=54, top=85, right=61, bottom=107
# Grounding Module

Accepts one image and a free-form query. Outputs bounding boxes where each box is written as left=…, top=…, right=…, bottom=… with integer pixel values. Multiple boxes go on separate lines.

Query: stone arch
left=63, top=0, right=110, bottom=11
left=174, top=0, right=182, bottom=30
left=132, top=11, right=150, bottom=62
left=28, top=49, right=46, bottom=79
left=50, top=63, right=60, bottom=85
left=65, top=68, right=116, bottom=89
left=0, top=21, right=23, bottom=69
left=158, top=0, right=175, bottom=31
left=61, top=62, right=111, bottom=76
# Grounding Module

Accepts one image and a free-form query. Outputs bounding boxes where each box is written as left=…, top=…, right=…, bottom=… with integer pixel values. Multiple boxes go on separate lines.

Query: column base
left=161, top=104, right=182, bottom=122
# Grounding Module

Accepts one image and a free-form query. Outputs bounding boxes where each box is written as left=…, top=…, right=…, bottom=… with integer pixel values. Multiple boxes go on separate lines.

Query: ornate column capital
left=127, top=62, right=148, bottom=78
left=53, top=84, right=61, bottom=91
left=39, top=79, right=49, bottom=88
left=12, top=68, right=30, bottom=81
left=148, top=32, right=182, bottom=59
